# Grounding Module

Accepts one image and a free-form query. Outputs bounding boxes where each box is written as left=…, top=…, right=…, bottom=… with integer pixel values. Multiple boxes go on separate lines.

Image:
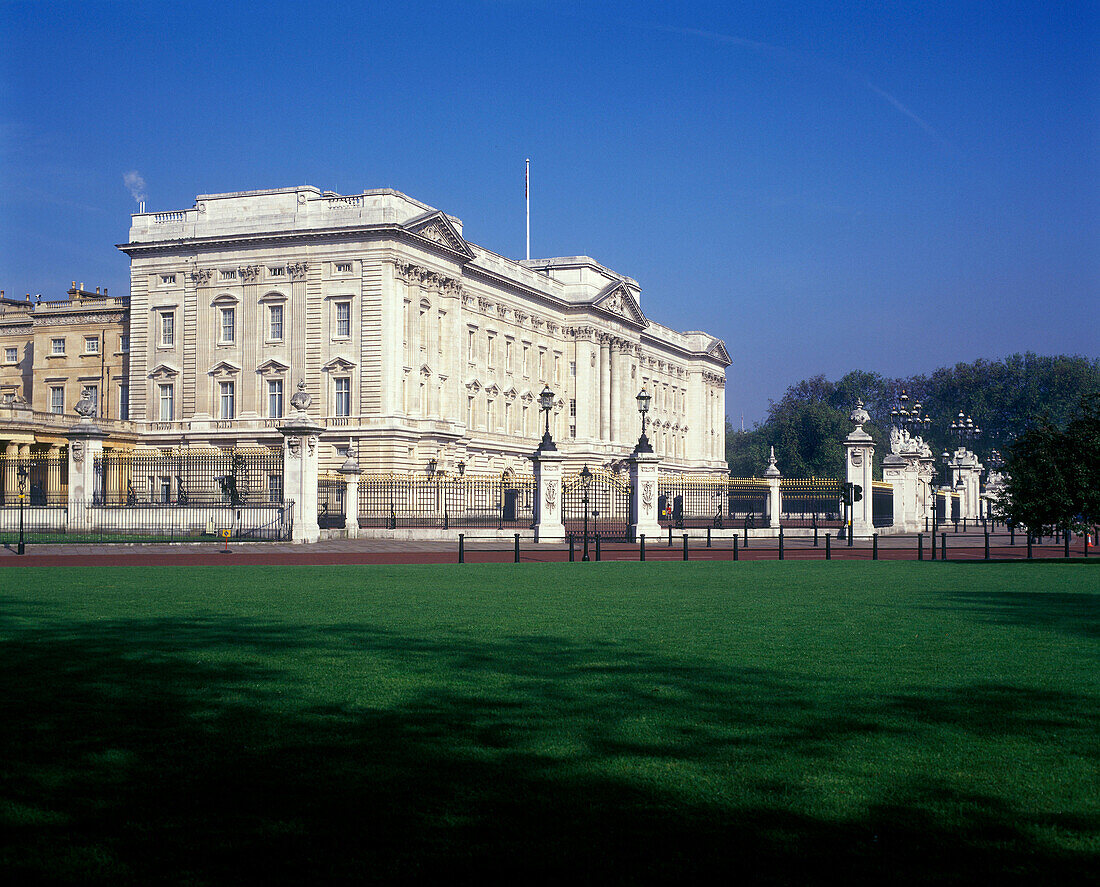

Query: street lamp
left=580, top=463, right=592, bottom=561
left=16, top=464, right=28, bottom=555
left=634, top=388, right=653, bottom=454
left=538, top=384, right=557, bottom=452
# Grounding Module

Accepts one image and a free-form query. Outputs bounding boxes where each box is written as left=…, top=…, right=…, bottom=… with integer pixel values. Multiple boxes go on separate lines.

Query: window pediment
left=259, top=291, right=287, bottom=303
left=257, top=358, right=290, bottom=375
left=208, top=360, right=241, bottom=377
left=322, top=357, right=356, bottom=373
left=149, top=363, right=180, bottom=380
left=211, top=293, right=240, bottom=306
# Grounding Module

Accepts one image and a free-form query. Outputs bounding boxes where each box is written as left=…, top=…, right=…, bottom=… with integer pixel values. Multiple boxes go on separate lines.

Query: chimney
left=104, top=288, right=108, bottom=296
left=95, top=286, right=100, bottom=294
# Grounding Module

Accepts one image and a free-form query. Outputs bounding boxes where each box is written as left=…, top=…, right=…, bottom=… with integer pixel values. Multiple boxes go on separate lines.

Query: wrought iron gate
left=562, top=466, right=632, bottom=541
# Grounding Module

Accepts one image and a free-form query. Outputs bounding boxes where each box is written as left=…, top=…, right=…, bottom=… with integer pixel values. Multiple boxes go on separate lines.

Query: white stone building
left=118, top=187, right=729, bottom=474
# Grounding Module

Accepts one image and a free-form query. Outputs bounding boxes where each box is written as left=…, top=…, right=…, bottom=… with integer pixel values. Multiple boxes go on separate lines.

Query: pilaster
left=532, top=449, right=565, bottom=542
left=628, top=452, right=661, bottom=541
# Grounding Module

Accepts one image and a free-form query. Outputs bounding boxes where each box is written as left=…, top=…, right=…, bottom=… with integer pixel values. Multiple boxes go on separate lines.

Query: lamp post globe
left=634, top=388, right=653, bottom=454
left=580, top=463, right=592, bottom=561
left=537, top=385, right=557, bottom=452
left=16, top=464, right=28, bottom=555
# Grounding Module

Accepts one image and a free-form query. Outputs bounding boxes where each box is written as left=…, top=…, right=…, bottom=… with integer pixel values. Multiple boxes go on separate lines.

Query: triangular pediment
left=256, top=358, right=291, bottom=374
left=707, top=339, right=732, bottom=366
left=465, top=378, right=482, bottom=391
left=593, top=281, right=648, bottom=328
left=403, top=211, right=475, bottom=260
left=149, top=363, right=180, bottom=379
left=322, top=357, right=356, bottom=373
left=208, top=360, right=241, bottom=376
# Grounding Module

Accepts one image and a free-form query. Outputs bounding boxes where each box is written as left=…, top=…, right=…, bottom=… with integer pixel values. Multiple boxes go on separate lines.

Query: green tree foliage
left=725, top=354, right=1100, bottom=480
left=1000, top=394, right=1100, bottom=534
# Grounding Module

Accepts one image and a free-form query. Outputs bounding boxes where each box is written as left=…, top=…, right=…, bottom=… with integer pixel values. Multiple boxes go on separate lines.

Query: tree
left=999, top=394, right=1100, bottom=534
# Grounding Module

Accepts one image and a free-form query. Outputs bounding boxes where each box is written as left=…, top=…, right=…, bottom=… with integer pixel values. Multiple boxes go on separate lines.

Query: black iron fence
left=318, top=476, right=347, bottom=529
left=780, top=478, right=843, bottom=528
left=357, top=473, right=536, bottom=529
left=563, top=467, right=632, bottom=541
left=0, top=499, right=293, bottom=543
left=0, top=454, right=68, bottom=506
left=872, top=482, right=894, bottom=528
left=95, top=447, right=284, bottom=506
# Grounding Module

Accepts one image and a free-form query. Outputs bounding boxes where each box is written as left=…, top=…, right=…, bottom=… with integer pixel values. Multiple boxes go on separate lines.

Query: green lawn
left=1, top=562, right=1096, bottom=884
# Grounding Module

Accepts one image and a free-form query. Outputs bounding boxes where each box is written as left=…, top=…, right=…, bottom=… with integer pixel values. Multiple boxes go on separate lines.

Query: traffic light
left=852, top=484, right=863, bottom=503
left=843, top=482, right=852, bottom=504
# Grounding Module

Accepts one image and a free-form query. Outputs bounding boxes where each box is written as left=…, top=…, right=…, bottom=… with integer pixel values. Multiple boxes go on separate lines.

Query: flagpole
left=525, top=158, right=530, bottom=261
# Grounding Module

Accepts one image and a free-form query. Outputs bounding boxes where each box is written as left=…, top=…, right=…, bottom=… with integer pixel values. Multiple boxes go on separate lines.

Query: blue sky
left=1, top=1, right=1096, bottom=423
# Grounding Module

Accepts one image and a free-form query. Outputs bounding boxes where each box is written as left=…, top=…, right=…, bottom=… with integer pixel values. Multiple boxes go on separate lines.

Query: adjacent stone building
left=118, top=186, right=730, bottom=474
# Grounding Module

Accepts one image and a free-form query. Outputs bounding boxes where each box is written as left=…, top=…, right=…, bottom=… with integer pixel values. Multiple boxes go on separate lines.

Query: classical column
left=628, top=451, right=662, bottom=541
left=532, top=449, right=565, bottom=543
left=599, top=336, right=611, bottom=441
left=764, top=446, right=782, bottom=529
left=339, top=446, right=361, bottom=539
left=844, top=400, right=875, bottom=536
left=68, top=415, right=108, bottom=533
left=280, top=381, right=322, bottom=543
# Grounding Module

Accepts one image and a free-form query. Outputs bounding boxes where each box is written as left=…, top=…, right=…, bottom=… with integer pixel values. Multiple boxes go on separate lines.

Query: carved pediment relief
left=149, top=363, right=180, bottom=380
left=256, top=358, right=291, bottom=375
left=322, top=357, right=356, bottom=373
left=707, top=339, right=732, bottom=366
left=465, top=378, right=482, bottom=391
left=593, top=281, right=648, bottom=328
left=208, top=360, right=241, bottom=377
left=402, top=211, right=475, bottom=260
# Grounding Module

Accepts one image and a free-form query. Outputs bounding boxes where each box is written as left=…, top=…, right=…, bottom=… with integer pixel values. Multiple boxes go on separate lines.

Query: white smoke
left=123, top=170, right=147, bottom=204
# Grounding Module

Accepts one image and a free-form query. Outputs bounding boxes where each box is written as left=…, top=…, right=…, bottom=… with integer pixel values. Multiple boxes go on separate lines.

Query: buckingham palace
left=116, top=186, right=729, bottom=475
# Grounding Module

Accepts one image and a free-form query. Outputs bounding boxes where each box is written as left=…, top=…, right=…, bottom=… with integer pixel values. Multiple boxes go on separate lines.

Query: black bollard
left=682, top=534, right=689, bottom=561
left=640, top=534, right=646, bottom=561
left=668, top=523, right=673, bottom=547
left=514, top=533, right=520, bottom=564
left=595, top=534, right=601, bottom=562
left=744, top=524, right=749, bottom=549
left=1027, top=535, right=1033, bottom=560
left=813, top=524, right=819, bottom=548
left=918, top=533, right=924, bottom=561
left=984, top=532, right=990, bottom=561
left=1065, top=530, right=1071, bottom=559
left=733, top=535, right=739, bottom=561
left=872, top=534, right=878, bottom=560
left=848, top=522, right=854, bottom=547
left=458, top=533, right=464, bottom=564
left=778, top=528, right=784, bottom=560
left=941, top=532, right=948, bottom=561
left=825, top=533, right=831, bottom=560
left=707, top=527, right=712, bottom=548
left=1010, top=524, right=1015, bottom=546
left=569, top=534, right=575, bottom=562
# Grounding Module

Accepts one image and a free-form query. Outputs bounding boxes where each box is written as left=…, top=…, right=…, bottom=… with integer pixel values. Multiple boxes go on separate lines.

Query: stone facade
left=118, top=186, right=730, bottom=474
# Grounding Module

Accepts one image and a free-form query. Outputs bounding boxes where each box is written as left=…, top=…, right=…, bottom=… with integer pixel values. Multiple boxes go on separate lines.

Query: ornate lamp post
left=538, top=384, right=557, bottom=452
left=890, top=389, right=936, bottom=535
left=16, top=463, right=28, bottom=555
left=634, top=388, right=653, bottom=454
left=580, top=463, right=592, bottom=561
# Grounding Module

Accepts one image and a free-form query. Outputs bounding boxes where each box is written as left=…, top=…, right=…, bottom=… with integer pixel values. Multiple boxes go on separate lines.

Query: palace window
left=220, top=269, right=237, bottom=281
left=467, top=395, right=474, bottom=427
left=119, top=384, right=129, bottom=421
left=522, top=344, right=529, bottom=377
left=49, top=386, right=64, bottom=414
left=487, top=334, right=496, bottom=367
left=3, top=347, right=16, bottom=363
left=268, top=304, right=283, bottom=341
left=84, top=385, right=99, bottom=417
left=467, top=328, right=477, bottom=362
left=334, top=378, right=350, bottom=417
left=51, top=337, right=65, bottom=355
left=268, top=379, right=284, bottom=418
left=505, top=401, right=512, bottom=432
left=268, top=474, right=282, bottom=503
left=160, top=274, right=176, bottom=285
left=268, top=266, right=285, bottom=277
left=334, top=301, right=351, bottom=338
left=554, top=353, right=562, bottom=383
left=335, top=262, right=353, bottom=274
left=569, top=360, right=576, bottom=377
left=159, top=311, right=175, bottom=347
left=538, top=349, right=546, bottom=379
left=487, top=398, right=495, bottom=430
left=505, top=339, right=513, bottom=372
left=569, top=399, right=576, bottom=418
left=120, top=335, right=129, bottom=353
left=85, top=336, right=99, bottom=354
left=219, top=381, right=235, bottom=419
left=158, top=383, right=173, bottom=421
left=219, top=307, right=235, bottom=344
